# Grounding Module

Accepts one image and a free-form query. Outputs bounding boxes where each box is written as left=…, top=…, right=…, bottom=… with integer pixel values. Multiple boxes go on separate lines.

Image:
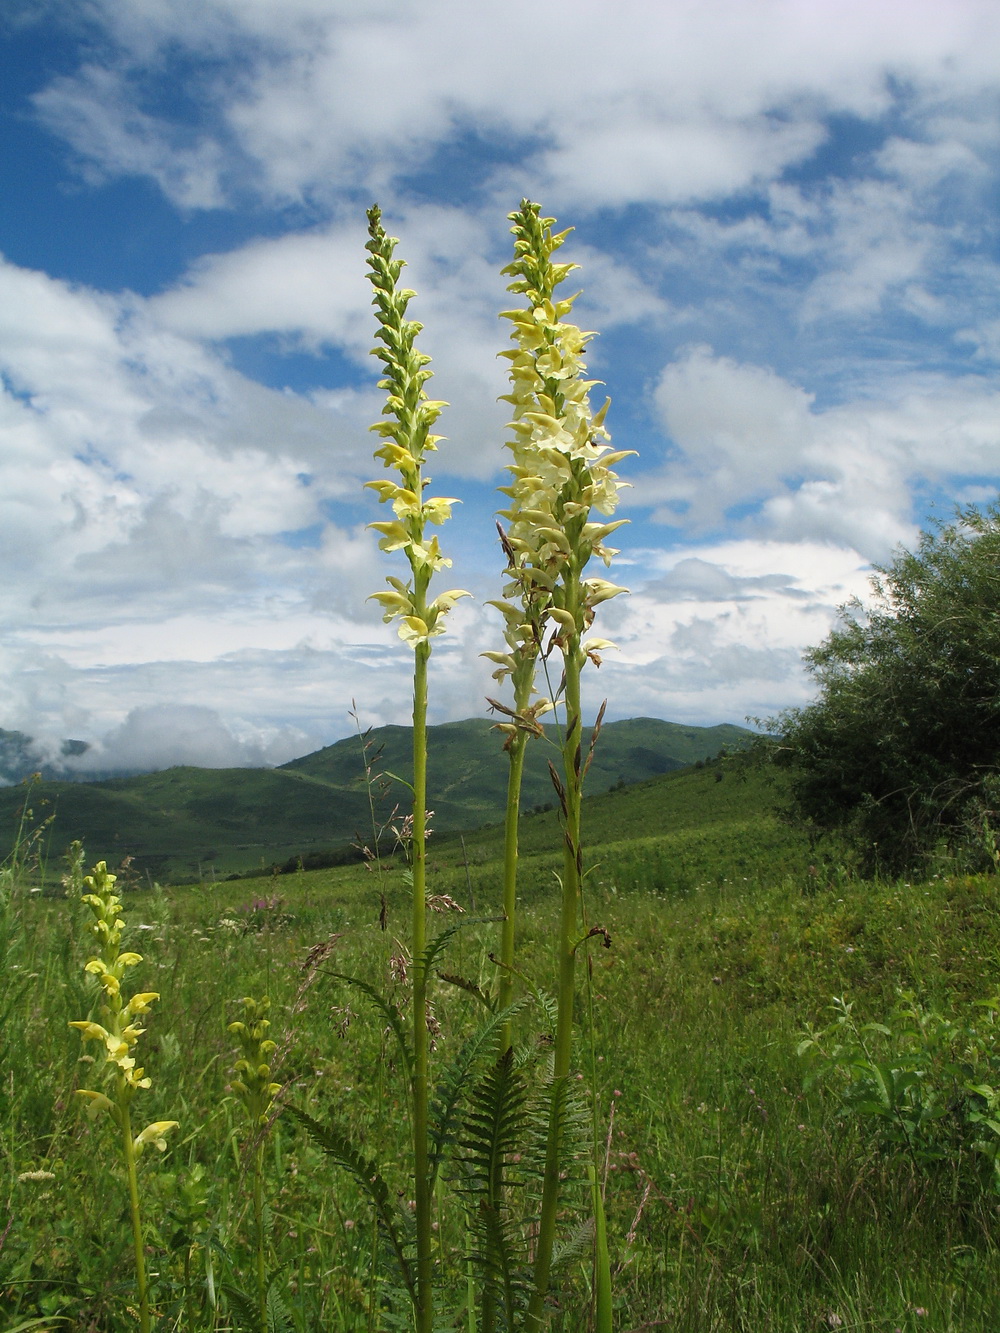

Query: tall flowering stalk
left=495, top=201, right=632, bottom=1330
left=364, top=204, right=469, bottom=1333
left=485, top=527, right=553, bottom=1038
left=228, top=995, right=282, bottom=1333
left=70, top=860, right=178, bottom=1333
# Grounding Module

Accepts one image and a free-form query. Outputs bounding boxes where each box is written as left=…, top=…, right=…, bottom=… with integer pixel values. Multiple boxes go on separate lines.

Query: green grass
left=3, top=762, right=1000, bottom=1330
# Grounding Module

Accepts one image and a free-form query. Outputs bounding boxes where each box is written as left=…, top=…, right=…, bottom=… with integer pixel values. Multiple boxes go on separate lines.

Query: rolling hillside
left=0, top=715, right=751, bottom=882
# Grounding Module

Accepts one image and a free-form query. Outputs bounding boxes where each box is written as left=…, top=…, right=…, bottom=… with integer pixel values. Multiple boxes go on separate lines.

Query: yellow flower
left=69, top=1020, right=111, bottom=1044
left=133, top=1121, right=180, bottom=1156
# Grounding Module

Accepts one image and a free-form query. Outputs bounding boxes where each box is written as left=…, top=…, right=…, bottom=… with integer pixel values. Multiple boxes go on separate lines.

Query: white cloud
left=591, top=539, right=873, bottom=725
left=3, top=0, right=1000, bottom=758
left=68, top=703, right=311, bottom=772
left=643, top=347, right=1000, bottom=556
left=34, top=64, right=226, bottom=209
left=31, top=0, right=1000, bottom=211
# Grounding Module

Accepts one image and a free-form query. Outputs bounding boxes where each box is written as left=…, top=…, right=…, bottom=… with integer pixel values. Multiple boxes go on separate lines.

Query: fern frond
left=285, top=1105, right=416, bottom=1303
left=438, top=970, right=496, bottom=1012
left=428, top=996, right=533, bottom=1188
left=473, top=1199, right=530, bottom=1333
left=265, top=1280, right=296, bottom=1333
left=413, top=921, right=464, bottom=984
left=323, top=971, right=413, bottom=1080
left=550, top=1215, right=595, bottom=1275
left=522, top=1073, right=591, bottom=1186
left=221, top=1283, right=260, bottom=1333
left=456, top=1049, right=535, bottom=1331
left=459, top=1049, right=529, bottom=1199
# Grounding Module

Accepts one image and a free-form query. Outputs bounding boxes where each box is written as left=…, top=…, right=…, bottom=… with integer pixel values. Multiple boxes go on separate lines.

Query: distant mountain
left=283, top=716, right=751, bottom=817
left=0, top=716, right=752, bottom=884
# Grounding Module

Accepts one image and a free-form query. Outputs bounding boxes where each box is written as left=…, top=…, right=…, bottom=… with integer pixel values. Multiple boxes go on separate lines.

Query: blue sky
left=1, top=0, right=999, bottom=772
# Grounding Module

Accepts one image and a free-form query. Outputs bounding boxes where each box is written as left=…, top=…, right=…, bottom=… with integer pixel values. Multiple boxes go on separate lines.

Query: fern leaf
left=550, top=1216, right=595, bottom=1276
left=265, top=1280, right=296, bottom=1333
left=458, top=1050, right=530, bottom=1199
left=428, top=996, right=532, bottom=1187
left=324, top=971, right=413, bottom=1080
left=457, top=1050, right=535, bottom=1330
left=221, top=1283, right=261, bottom=1333
left=413, top=921, right=464, bottom=984
left=285, top=1105, right=416, bottom=1303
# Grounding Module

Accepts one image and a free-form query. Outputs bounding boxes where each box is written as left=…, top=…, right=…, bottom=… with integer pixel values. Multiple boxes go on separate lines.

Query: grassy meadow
left=4, top=760, right=1000, bottom=1331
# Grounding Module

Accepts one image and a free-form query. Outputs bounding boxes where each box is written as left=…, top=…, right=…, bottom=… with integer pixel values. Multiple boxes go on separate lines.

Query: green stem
left=581, top=821, right=613, bottom=1333
left=527, top=642, right=584, bottom=1330
left=254, top=1139, right=267, bottom=1332
left=498, top=721, right=529, bottom=1045
left=412, top=637, right=433, bottom=1333
left=119, top=1092, right=150, bottom=1333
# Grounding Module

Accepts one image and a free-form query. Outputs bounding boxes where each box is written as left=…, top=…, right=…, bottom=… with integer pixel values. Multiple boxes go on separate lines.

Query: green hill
left=283, top=716, right=750, bottom=814
left=0, top=716, right=752, bottom=883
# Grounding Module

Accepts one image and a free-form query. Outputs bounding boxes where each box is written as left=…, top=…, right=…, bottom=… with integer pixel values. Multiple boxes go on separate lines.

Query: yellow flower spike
left=364, top=205, right=466, bottom=653
left=497, top=206, right=637, bottom=1331
left=228, top=994, right=283, bottom=1130
left=69, top=855, right=175, bottom=1333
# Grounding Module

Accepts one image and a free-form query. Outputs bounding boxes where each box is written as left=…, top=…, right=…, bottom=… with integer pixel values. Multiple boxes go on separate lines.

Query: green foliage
left=799, top=991, right=1000, bottom=1186
left=286, top=1105, right=417, bottom=1305
left=768, top=500, right=1000, bottom=872
left=459, top=1049, right=532, bottom=1333
left=9, top=812, right=1000, bottom=1327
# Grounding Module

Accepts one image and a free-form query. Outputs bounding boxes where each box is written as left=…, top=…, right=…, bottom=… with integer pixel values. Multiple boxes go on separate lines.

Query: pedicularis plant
left=364, top=203, right=470, bottom=1333
left=70, top=860, right=178, bottom=1333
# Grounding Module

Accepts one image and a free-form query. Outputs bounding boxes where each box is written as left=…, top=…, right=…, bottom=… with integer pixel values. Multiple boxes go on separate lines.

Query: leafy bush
left=799, top=991, right=1000, bottom=1189
left=766, top=501, right=1000, bottom=873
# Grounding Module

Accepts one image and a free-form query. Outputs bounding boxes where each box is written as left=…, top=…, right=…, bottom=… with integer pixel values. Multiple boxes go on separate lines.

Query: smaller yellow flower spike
left=70, top=859, right=175, bottom=1131
left=364, top=205, right=470, bottom=648
left=228, top=995, right=283, bottom=1128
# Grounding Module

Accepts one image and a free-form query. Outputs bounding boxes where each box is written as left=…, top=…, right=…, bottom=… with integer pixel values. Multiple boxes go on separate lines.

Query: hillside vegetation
left=0, top=716, right=751, bottom=882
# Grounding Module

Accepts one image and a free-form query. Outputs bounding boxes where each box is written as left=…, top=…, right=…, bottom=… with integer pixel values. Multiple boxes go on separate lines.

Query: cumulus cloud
left=2, top=0, right=999, bottom=757
left=33, top=0, right=1000, bottom=212
left=642, top=347, right=1000, bottom=557
left=593, top=540, right=874, bottom=725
